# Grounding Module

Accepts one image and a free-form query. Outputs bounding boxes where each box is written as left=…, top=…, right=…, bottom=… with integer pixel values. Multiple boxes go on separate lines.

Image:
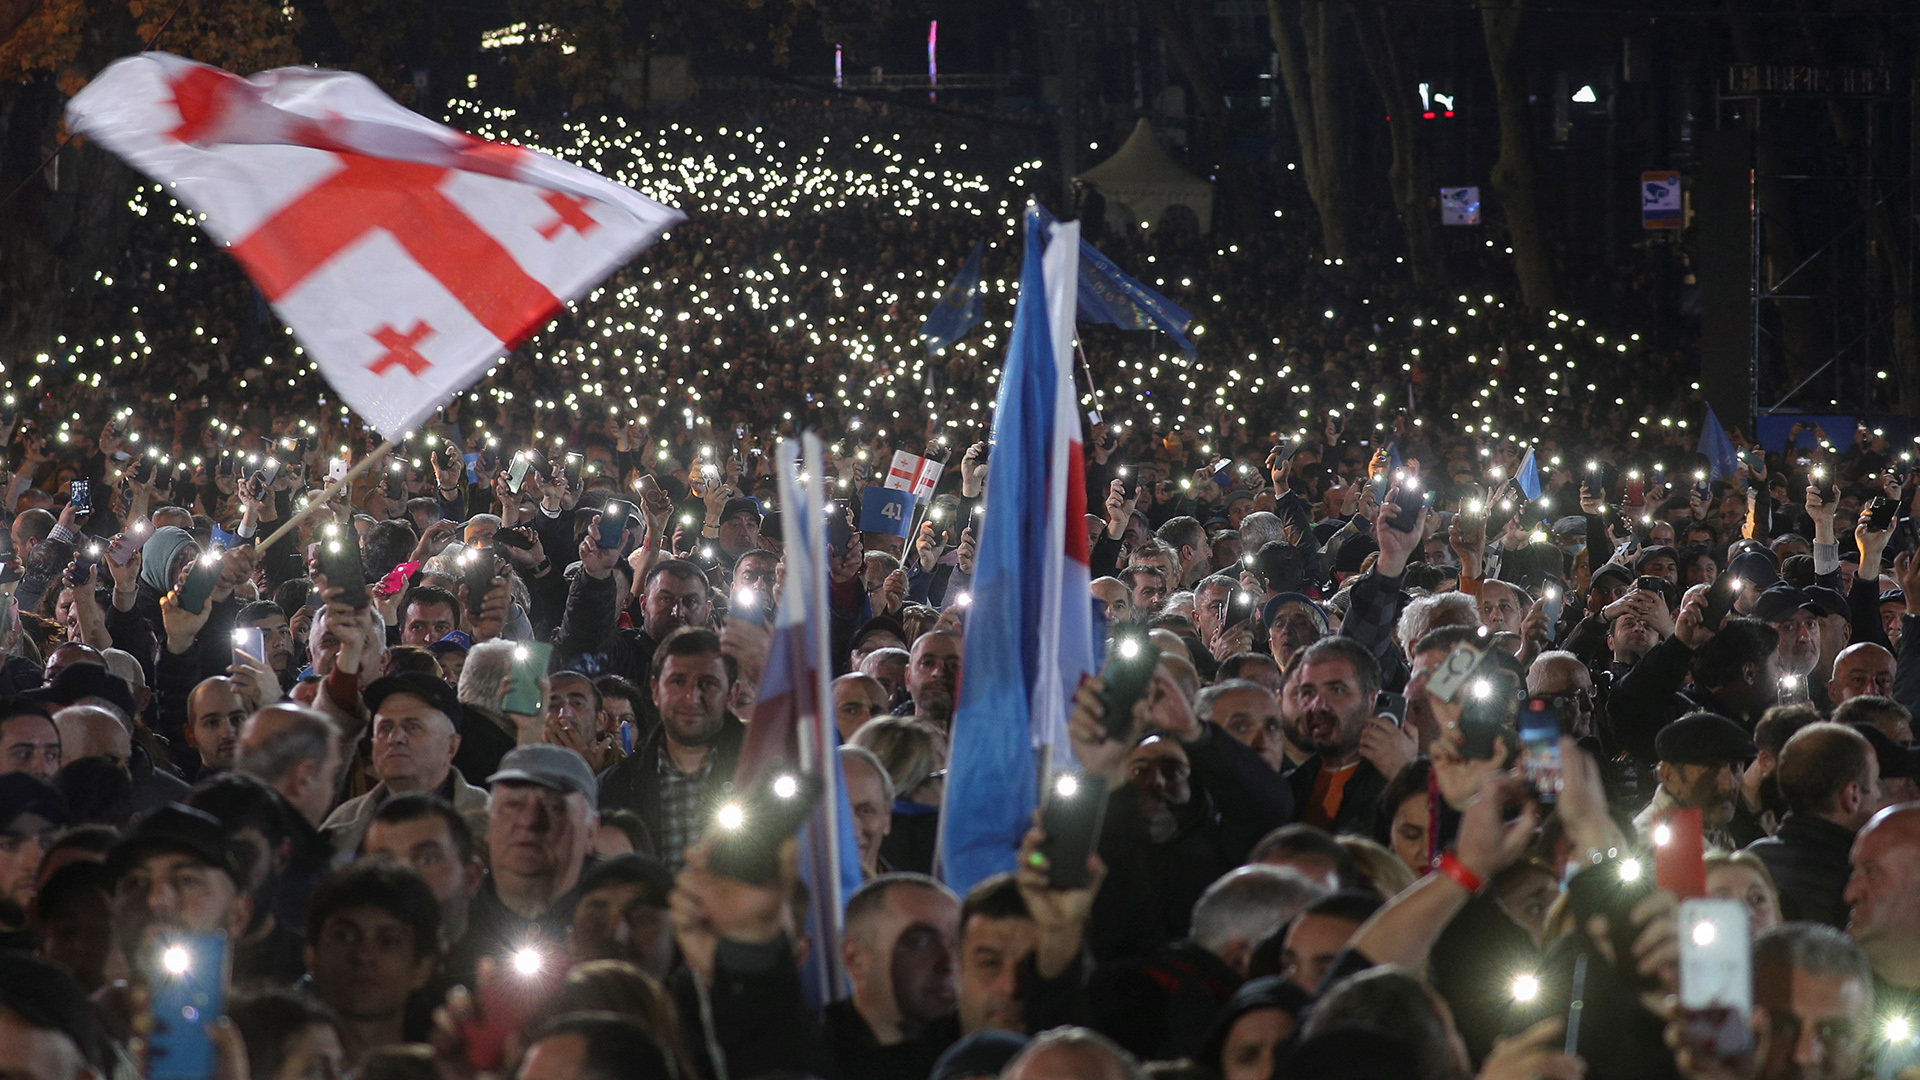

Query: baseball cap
left=850, top=616, right=908, bottom=654
left=425, top=630, right=474, bottom=657
left=363, top=672, right=464, bottom=729
left=106, top=804, right=246, bottom=887
left=1727, top=550, right=1782, bottom=591
left=719, top=497, right=762, bottom=526
left=487, top=744, right=598, bottom=801
left=1655, top=712, right=1758, bottom=766
left=1752, top=584, right=1849, bottom=623
left=0, top=773, right=71, bottom=832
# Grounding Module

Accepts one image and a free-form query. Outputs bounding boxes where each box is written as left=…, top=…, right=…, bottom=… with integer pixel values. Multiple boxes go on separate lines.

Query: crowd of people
left=0, top=86, right=1912, bottom=1080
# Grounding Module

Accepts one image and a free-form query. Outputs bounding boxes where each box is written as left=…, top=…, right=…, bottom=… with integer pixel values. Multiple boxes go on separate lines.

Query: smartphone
left=1868, top=496, right=1897, bottom=531
left=1459, top=667, right=1520, bottom=760
left=463, top=948, right=553, bottom=1070
left=1518, top=698, right=1563, bottom=804
left=459, top=546, right=495, bottom=617
left=147, top=932, right=230, bottom=1080
left=72, top=540, right=104, bottom=579
left=495, top=526, right=535, bottom=551
left=563, top=452, right=585, bottom=487
left=384, top=459, right=407, bottom=500
left=1702, top=574, right=1740, bottom=633
left=502, top=642, right=552, bottom=715
left=107, top=518, right=152, bottom=566
left=1037, top=772, right=1109, bottom=889
left=1541, top=580, right=1564, bottom=629
left=597, top=500, right=636, bottom=549
left=1427, top=640, right=1488, bottom=703
left=1655, top=807, right=1708, bottom=899
left=250, top=457, right=281, bottom=490
left=1224, top=589, right=1257, bottom=630
left=1677, top=898, right=1755, bottom=1061
left=232, top=626, right=266, bottom=668
left=508, top=453, right=533, bottom=494
left=315, top=526, right=368, bottom=609
left=1565, top=853, right=1659, bottom=991
left=706, top=768, right=825, bottom=885
left=327, top=455, right=349, bottom=483
left=176, top=553, right=222, bottom=615
left=1625, top=477, right=1645, bottom=505
left=69, top=480, right=91, bottom=516
left=1097, top=636, right=1161, bottom=742
left=1389, top=486, right=1430, bottom=533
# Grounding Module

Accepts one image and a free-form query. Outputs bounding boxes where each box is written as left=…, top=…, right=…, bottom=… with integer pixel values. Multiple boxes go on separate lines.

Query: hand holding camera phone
left=706, top=767, right=824, bottom=885
left=176, top=553, right=223, bottom=615
left=1036, top=772, right=1109, bottom=889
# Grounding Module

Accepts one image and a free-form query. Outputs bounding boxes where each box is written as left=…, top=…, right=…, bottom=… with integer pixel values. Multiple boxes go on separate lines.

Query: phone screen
left=1518, top=698, right=1563, bottom=804
left=1677, top=898, right=1754, bottom=1061
left=231, top=626, right=266, bottom=668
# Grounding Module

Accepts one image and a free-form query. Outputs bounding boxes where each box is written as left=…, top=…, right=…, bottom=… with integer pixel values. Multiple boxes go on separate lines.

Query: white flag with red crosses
left=66, top=52, right=685, bottom=440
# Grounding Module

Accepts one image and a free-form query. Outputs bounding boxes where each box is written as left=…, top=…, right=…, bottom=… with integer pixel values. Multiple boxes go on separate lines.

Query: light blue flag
left=920, top=241, right=986, bottom=352
left=1033, top=205, right=1196, bottom=355
left=1698, top=404, right=1739, bottom=480
left=939, top=209, right=1058, bottom=895
left=1515, top=449, right=1542, bottom=501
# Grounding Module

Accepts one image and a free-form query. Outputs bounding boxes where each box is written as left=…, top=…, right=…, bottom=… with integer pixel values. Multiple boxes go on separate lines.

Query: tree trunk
left=1350, top=0, right=1440, bottom=288
left=1268, top=0, right=1350, bottom=260
left=1478, top=0, right=1555, bottom=309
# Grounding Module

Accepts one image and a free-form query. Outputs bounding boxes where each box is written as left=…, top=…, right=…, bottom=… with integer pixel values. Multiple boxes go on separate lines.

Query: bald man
left=1843, top=803, right=1920, bottom=1013
left=1526, top=651, right=1595, bottom=740
left=833, top=673, right=890, bottom=743
left=236, top=704, right=344, bottom=829
left=184, top=677, right=248, bottom=774
left=53, top=706, right=130, bottom=778
left=1828, top=642, right=1895, bottom=708
left=1002, top=1029, right=1141, bottom=1080
left=1091, top=577, right=1133, bottom=628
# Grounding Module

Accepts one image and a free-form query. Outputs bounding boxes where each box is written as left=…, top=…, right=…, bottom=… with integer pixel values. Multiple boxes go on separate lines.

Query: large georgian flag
left=67, top=53, right=684, bottom=439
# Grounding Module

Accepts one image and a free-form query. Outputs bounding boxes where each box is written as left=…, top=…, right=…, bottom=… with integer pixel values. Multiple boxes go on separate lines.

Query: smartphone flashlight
left=1653, top=822, right=1673, bottom=847
left=162, top=944, right=192, bottom=975
left=1511, top=973, right=1541, bottom=1002
left=1053, top=773, right=1081, bottom=799
left=716, top=802, right=746, bottom=830
left=1618, top=858, right=1643, bottom=883
left=511, top=947, right=543, bottom=976
left=772, top=774, right=800, bottom=800
left=1117, top=636, right=1140, bottom=660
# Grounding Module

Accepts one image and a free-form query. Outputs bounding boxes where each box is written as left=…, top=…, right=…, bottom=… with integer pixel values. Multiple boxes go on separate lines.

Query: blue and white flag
left=939, top=206, right=1097, bottom=895
left=1515, top=449, right=1542, bottom=502
left=738, top=433, right=862, bottom=1008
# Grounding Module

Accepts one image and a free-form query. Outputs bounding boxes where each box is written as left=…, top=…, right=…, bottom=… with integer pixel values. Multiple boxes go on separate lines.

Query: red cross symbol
left=226, top=153, right=563, bottom=347
left=368, top=321, right=435, bottom=377
left=537, top=191, right=600, bottom=240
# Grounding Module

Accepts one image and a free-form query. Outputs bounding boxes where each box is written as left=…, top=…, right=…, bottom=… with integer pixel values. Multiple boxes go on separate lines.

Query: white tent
left=1076, top=119, right=1214, bottom=234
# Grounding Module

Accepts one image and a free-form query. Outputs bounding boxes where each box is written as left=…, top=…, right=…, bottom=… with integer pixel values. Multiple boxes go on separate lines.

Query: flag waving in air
left=885, top=449, right=944, bottom=503
left=1698, top=403, right=1740, bottom=481
left=65, top=53, right=684, bottom=440
left=939, top=206, right=1096, bottom=895
left=735, top=433, right=863, bottom=1008
left=920, top=240, right=986, bottom=353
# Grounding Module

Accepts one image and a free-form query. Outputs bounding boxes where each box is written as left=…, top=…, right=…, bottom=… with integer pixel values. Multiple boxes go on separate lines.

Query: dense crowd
left=1, top=90, right=1915, bottom=1080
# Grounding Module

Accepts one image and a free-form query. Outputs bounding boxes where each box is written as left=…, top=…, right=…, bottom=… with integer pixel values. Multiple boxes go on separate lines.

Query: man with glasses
left=1526, top=651, right=1596, bottom=739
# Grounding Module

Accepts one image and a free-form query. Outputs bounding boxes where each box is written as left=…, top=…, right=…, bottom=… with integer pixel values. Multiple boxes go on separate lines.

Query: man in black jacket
left=597, top=626, right=742, bottom=870
left=1748, top=722, right=1880, bottom=928
left=555, top=528, right=713, bottom=696
left=1608, top=613, right=1777, bottom=766
left=1286, top=638, right=1394, bottom=836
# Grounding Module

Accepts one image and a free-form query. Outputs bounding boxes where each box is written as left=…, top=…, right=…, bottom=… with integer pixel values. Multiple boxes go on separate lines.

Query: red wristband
left=1437, top=852, right=1484, bottom=894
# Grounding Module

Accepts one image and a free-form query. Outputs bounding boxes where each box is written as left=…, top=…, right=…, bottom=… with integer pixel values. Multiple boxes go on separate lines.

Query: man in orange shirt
left=1283, top=638, right=1401, bottom=835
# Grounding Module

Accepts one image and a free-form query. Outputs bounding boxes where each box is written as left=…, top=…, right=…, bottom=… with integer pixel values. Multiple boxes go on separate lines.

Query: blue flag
left=1515, top=449, right=1542, bottom=501
left=1698, top=404, right=1738, bottom=481
left=1033, top=206, right=1196, bottom=355
left=920, top=241, right=986, bottom=352
left=939, top=207, right=1096, bottom=894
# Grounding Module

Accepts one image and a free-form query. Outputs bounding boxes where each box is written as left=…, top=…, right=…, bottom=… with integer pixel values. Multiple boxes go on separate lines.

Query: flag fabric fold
left=737, top=434, right=863, bottom=1009
left=1034, top=205, right=1195, bottom=356
left=938, top=206, right=1097, bottom=896
left=65, top=52, right=684, bottom=440
left=885, top=450, right=945, bottom=503
left=1698, top=404, right=1739, bottom=481
left=920, top=240, right=986, bottom=352
left=1515, top=449, right=1542, bottom=502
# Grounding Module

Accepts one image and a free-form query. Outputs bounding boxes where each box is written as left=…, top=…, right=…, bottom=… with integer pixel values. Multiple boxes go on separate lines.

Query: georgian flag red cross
left=66, top=53, right=684, bottom=440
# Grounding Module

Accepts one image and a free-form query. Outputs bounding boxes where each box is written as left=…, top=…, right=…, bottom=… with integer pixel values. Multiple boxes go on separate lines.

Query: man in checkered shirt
left=598, top=626, right=745, bottom=869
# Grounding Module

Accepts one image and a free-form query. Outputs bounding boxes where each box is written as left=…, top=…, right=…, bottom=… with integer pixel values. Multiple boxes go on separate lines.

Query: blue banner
left=858, top=486, right=915, bottom=538
left=919, top=241, right=986, bottom=352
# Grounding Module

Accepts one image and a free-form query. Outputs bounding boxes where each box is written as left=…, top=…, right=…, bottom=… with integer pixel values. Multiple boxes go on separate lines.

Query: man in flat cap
left=1633, top=711, right=1756, bottom=851
left=105, top=804, right=254, bottom=986
left=1752, top=582, right=1849, bottom=711
left=461, top=744, right=599, bottom=961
